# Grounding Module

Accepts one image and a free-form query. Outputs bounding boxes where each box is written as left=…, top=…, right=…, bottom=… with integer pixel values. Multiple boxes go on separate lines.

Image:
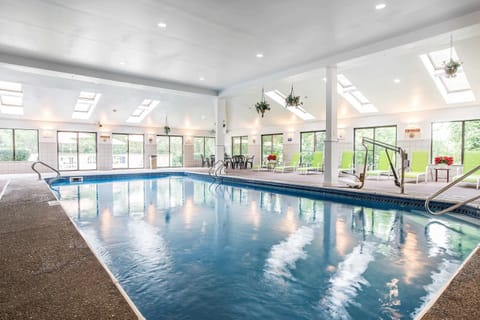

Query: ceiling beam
left=219, top=10, right=480, bottom=97
left=0, top=51, right=219, bottom=97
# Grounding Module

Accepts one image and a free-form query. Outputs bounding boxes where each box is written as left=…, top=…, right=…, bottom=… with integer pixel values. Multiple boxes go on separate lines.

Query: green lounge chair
left=297, top=151, right=323, bottom=174
left=274, top=152, right=301, bottom=173
left=404, top=151, right=429, bottom=183
left=453, top=151, right=480, bottom=189
left=366, top=150, right=394, bottom=180
left=338, top=150, right=355, bottom=175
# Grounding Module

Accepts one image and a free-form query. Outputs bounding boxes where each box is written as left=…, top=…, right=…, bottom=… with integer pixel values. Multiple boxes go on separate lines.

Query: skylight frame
left=72, top=91, right=102, bottom=120
left=337, top=74, right=378, bottom=113
left=126, top=99, right=159, bottom=123
left=264, top=90, right=315, bottom=121
left=0, top=80, right=24, bottom=115
left=420, top=47, right=475, bottom=104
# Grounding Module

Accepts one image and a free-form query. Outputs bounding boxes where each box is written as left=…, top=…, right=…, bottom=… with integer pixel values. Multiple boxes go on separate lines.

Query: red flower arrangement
left=434, top=156, right=453, bottom=165
left=267, top=154, right=277, bottom=161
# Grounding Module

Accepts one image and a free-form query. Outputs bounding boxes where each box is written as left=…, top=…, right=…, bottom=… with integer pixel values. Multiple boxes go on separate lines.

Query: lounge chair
left=366, top=150, right=394, bottom=180
left=338, top=150, right=355, bottom=175
left=404, top=151, right=429, bottom=183
left=453, top=151, right=480, bottom=189
left=274, top=152, right=301, bottom=173
left=297, top=151, right=324, bottom=174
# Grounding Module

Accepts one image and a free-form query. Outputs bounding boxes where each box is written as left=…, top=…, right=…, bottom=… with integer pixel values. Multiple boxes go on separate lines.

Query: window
left=261, top=134, right=283, bottom=163
left=112, top=133, right=144, bottom=169
left=337, top=74, right=378, bottom=113
left=354, top=126, right=396, bottom=170
left=58, top=131, right=96, bottom=170
left=300, top=131, right=325, bottom=164
left=0, top=128, right=38, bottom=161
left=156, top=135, right=183, bottom=167
left=0, top=80, right=24, bottom=115
left=193, top=136, right=215, bottom=160
left=231, top=136, right=248, bottom=155
left=431, top=119, right=480, bottom=164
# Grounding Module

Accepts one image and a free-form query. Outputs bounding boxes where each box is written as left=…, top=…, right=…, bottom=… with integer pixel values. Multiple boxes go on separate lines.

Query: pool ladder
left=31, top=161, right=61, bottom=180
left=209, top=160, right=227, bottom=178
left=425, top=164, right=480, bottom=215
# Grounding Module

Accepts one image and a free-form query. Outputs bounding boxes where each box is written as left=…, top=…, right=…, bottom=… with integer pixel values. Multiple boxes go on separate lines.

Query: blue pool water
left=52, top=176, right=480, bottom=320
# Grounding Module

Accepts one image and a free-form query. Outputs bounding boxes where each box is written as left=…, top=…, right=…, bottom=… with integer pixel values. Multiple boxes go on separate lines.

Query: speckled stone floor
left=0, top=179, right=139, bottom=319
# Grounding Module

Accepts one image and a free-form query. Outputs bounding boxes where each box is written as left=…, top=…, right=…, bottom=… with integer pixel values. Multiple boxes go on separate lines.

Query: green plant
left=285, top=85, right=303, bottom=107
left=444, top=59, right=462, bottom=78
left=255, top=87, right=270, bottom=118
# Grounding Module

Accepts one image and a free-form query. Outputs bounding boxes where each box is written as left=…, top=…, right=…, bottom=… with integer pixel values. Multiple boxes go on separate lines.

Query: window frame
left=0, top=128, right=39, bottom=162
left=261, top=133, right=283, bottom=163
left=231, top=135, right=248, bottom=155
left=111, top=133, right=145, bottom=169
left=57, top=130, right=97, bottom=171
left=353, top=125, right=397, bottom=168
left=156, top=135, right=184, bottom=167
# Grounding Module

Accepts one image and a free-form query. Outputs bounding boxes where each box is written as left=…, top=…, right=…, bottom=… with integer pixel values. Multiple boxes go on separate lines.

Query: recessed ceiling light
left=119, top=61, right=126, bottom=65
left=157, top=22, right=167, bottom=28
left=393, top=78, right=400, bottom=84
left=375, top=3, right=386, bottom=10
left=199, top=76, right=205, bottom=81
left=256, top=53, right=264, bottom=58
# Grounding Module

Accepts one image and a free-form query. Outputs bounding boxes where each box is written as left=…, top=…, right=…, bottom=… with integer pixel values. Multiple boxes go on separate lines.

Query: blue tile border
left=46, top=171, right=480, bottom=219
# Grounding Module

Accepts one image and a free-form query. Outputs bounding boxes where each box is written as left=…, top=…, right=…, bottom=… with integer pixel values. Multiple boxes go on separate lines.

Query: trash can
left=149, top=155, right=157, bottom=169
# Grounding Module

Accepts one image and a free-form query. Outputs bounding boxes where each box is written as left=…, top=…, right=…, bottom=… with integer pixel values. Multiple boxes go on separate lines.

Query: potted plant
left=285, top=85, right=303, bottom=107
left=255, top=87, right=270, bottom=118
left=444, top=59, right=462, bottom=78
left=434, top=156, right=453, bottom=166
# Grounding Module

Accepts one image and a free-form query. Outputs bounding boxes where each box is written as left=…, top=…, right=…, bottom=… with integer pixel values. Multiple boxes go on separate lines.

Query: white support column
left=214, top=98, right=226, bottom=168
left=324, top=66, right=339, bottom=185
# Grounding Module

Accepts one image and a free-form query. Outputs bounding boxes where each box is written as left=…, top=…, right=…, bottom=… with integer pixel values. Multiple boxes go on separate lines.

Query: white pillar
left=324, top=66, right=339, bottom=185
left=214, top=98, right=226, bottom=166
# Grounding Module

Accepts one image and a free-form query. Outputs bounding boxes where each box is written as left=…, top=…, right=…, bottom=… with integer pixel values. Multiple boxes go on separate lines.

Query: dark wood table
left=434, top=167, right=451, bottom=182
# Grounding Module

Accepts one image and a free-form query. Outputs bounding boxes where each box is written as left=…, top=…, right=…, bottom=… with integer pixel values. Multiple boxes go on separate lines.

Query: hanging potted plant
left=285, top=84, right=303, bottom=107
left=164, top=115, right=171, bottom=135
left=164, top=126, right=171, bottom=135
left=255, top=87, right=270, bottom=118
left=443, top=35, right=462, bottom=78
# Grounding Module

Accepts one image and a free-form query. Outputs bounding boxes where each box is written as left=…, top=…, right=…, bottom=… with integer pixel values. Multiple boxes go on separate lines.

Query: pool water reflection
left=54, top=176, right=480, bottom=320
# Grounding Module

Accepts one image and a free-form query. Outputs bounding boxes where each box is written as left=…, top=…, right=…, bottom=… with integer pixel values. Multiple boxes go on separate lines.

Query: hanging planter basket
left=443, top=35, right=462, bottom=78
left=254, top=87, right=270, bottom=118
left=164, top=126, right=171, bottom=135
left=285, top=85, right=303, bottom=107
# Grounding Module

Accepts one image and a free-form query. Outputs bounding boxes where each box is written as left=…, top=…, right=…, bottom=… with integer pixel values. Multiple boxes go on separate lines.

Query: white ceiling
left=0, top=0, right=480, bottom=130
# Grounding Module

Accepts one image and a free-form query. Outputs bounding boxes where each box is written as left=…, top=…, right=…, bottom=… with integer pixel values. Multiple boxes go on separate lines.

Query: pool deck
left=0, top=167, right=479, bottom=319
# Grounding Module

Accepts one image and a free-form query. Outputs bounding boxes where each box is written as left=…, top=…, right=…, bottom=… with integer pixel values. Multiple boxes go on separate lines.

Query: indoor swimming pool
left=51, top=175, right=480, bottom=320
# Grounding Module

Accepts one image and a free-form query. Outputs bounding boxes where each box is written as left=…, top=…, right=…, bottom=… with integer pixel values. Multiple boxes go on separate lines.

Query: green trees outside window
left=261, top=134, right=283, bottom=163
left=0, top=128, right=38, bottom=161
left=432, top=120, right=480, bottom=164
left=231, top=136, right=248, bottom=155
left=354, top=126, right=396, bottom=170
left=300, top=131, right=325, bottom=164
left=58, top=131, right=96, bottom=170
left=156, top=135, right=183, bottom=167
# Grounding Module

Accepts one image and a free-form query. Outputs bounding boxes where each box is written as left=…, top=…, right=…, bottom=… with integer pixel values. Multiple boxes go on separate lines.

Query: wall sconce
left=100, top=134, right=111, bottom=142
left=337, top=128, right=346, bottom=140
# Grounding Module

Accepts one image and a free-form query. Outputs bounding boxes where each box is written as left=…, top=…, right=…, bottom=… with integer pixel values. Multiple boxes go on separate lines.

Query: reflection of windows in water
left=260, top=192, right=282, bottom=213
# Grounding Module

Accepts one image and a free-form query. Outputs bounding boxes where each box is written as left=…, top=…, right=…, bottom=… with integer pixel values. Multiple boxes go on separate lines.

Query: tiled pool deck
left=0, top=167, right=479, bottom=319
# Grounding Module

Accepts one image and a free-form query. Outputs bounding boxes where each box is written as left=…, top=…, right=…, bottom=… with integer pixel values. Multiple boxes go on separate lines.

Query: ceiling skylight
left=0, top=80, right=23, bottom=115
left=72, top=91, right=101, bottom=119
left=337, top=74, right=378, bottom=113
left=420, top=47, right=475, bottom=104
left=127, top=99, right=159, bottom=123
left=265, top=90, right=315, bottom=120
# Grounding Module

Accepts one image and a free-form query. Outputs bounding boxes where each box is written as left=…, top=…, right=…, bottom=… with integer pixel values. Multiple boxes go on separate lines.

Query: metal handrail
left=208, top=160, right=227, bottom=177
left=362, top=137, right=408, bottom=194
left=31, top=161, right=61, bottom=180
left=425, top=164, right=480, bottom=215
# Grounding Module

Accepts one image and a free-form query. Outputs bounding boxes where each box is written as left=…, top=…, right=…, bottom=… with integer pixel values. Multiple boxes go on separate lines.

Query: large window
left=112, top=133, right=144, bottom=169
left=231, top=136, right=248, bottom=155
left=58, top=131, right=96, bottom=171
left=156, top=135, right=183, bottom=167
left=300, top=131, right=325, bottom=164
left=0, top=128, right=38, bottom=161
left=354, top=126, right=396, bottom=170
left=432, top=119, right=480, bottom=164
left=193, top=136, right=215, bottom=160
left=261, top=134, right=283, bottom=163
